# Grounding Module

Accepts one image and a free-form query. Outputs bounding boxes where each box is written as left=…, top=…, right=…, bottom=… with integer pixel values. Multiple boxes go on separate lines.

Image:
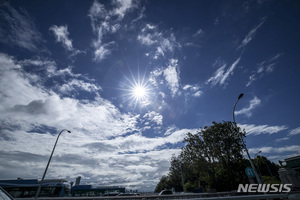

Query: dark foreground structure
left=71, top=185, right=125, bottom=197
left=0, top=179, right=70, bottom=198
left=279, top=155, right=300, bottom=191
left=0, top=179, right=126, bottom=198
left=1, top=155, right=300, bottom=199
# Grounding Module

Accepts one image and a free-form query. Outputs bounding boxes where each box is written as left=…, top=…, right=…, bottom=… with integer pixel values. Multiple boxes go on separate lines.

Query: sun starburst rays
left=120, top=73, right=153, bottom=111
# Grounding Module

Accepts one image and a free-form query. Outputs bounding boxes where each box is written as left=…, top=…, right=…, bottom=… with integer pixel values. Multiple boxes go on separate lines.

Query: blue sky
left=0, top=0, right=299, bottom=192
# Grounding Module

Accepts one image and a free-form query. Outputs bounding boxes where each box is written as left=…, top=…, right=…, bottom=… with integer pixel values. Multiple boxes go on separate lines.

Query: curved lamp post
left=233, top=93, right=263, bottom=184
left=35, top=129, right=71, bottom=198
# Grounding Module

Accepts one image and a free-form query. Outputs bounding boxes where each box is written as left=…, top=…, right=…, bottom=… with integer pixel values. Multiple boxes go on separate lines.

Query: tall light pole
left=254, top=151, right=263, bottom=180
left=180, top=163, right=185, bottom=193
left=35, top=129, right=71, bottom=199
left=256, top=151, right=274, bottom=179
left=233, top=93, right=263, bottom=184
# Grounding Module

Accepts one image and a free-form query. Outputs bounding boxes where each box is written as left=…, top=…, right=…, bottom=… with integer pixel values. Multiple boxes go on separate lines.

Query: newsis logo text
left=237, top=184, right=292, bottom=193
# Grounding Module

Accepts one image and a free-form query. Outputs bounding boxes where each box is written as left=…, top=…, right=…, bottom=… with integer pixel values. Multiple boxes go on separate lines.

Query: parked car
left=159, top=189, right=173, bottom=195
left=0, top=186, right=14, bottom=200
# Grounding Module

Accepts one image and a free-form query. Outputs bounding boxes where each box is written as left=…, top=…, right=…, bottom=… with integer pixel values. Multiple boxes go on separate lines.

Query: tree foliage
left=253, top=155, right=281, bottom=183
left=181, top=121, right=248, bottom=191
left=154, top=176, right=170, bottom=193
left=155, top=121, right=252, bottom=192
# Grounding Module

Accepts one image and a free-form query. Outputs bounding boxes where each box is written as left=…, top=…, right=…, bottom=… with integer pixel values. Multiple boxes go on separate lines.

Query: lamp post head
left=238, top=93, right=244, bottom=100
left=67, top=130, right=71, bottom=133
left=255, top=150, right=262, bottom=157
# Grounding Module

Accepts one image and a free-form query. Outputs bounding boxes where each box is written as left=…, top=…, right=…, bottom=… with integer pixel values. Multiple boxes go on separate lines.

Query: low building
left=71, top=185, right=125, bottom=196
left=278, top=155, right=300, bottom=191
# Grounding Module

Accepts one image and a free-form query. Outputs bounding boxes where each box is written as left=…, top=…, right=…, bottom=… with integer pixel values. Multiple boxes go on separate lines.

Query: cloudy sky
left=0, top=0, right=300, bottom=192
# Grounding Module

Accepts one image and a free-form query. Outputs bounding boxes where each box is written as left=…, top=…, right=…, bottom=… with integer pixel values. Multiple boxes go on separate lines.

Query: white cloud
left=0, top=53, right=48, bottom=110
left=237, top=18, right=266, bottom=50
left=144, top=24, right=156, bottom=30
left=0, top=123, right=193, bottom=190
left=94, top=42, right=115, bottom=62
left=288, top=127, right=300, bottom=136
left=137, top=33, right=157, bottom=46
left=18, top=58, right=56, bottom=68
left=17, top=58, right=90, bottom=82
left=0, top=53, right=135, bottom=138
left=137, top=25, right=178, bottom=60
left=88, top=1, right=107, bottom=31
left=148, top=59, right=193, bottom=100
left=206, top=58, right=240, bottom=87
left=239, top=123, right=288, bottom=135
left=249, top=145, right=300, bottom=155
left=88, top=0, right=136, bottom=62
left=246, top=53, right=283, bottom=87
left=59, top=79, right=102, bottom=93
left=88, top=1, right=115, bottom=62
left=183, top=85, right=192, bottom=90
left=183, top=84, right=202, bottom=97
left=93, top=127, right=196, bottom=154
left=235, top=96, right=261, bottom=117
left=149, top=61, right=181, bottom=98
left=0, top=2, right=44, bottom=52
left=143, top=111, right=163, bottom=126
left=49, top=25, right=74, bottom=51
left=111, top=0, right=134, bottom=20
left=275, top=137, right=290, bottom=142
left=0, top=52, right=195, bottom=191
left=194, top=91, right=202, bottom=97
left=193, top=28, right=203, bottom=37
left=149, top=68, right=163, bottom=87
left=48, top=66, right=81, bottom=78
left=160, top=34, right=176, bottom=52
left=0, top=133, right=183, bottom=190
left=165, top=128, right=197, bottom=144
left=163, top=59, right=180, bottom=97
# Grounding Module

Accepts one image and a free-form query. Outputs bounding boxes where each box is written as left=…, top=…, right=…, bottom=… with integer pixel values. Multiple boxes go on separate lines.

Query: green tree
left=181, top=121, right=248, bottom=191
left=254, top=155, right=281, bottom=183
left=167, top=154, right=185, bottom=192
left=155, top=176, right=171, bottom=193
left=155, top=121, right=250, bottom=192
left=184, top=182, right=195, bottom=192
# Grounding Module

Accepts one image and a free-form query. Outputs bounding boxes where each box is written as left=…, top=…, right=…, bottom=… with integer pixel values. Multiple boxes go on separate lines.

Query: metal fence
left=16, top=192, right=300, bottom=200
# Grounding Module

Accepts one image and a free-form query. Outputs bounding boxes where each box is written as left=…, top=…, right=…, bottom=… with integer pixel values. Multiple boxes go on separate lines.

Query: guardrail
left=16, top=192, right=300, bottom=200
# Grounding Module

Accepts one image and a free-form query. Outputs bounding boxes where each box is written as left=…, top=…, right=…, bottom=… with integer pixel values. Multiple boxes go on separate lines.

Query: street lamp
left=232, top=93, right=263, bottom=184
left=255, top=151, right=274, bottom=179
left=180, top=163, right=185, bottom=193
left=233, top=93, right=244, bottom=124
left=254, top=151, right=263, bottom=180
left=35, top=129, right=71, bottom=199
left=255, top=150, right=262, bottom=157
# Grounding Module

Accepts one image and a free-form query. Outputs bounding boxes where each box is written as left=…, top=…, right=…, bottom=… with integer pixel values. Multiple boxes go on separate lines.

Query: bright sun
left=120, top=71, right=153, bottom=110
left=133, top=85, right=146, bottom=98
left=121, top=74, right=152, bottom=110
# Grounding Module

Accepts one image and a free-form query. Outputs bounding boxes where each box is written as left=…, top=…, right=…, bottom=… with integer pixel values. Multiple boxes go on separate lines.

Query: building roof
left=285, top=155, right=300, bottom=169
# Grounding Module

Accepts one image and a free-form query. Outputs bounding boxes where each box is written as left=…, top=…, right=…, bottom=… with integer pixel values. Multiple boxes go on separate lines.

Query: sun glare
left=121, top=73, right=152, bottom=110
left=133, top=85, right=146, bottom=98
